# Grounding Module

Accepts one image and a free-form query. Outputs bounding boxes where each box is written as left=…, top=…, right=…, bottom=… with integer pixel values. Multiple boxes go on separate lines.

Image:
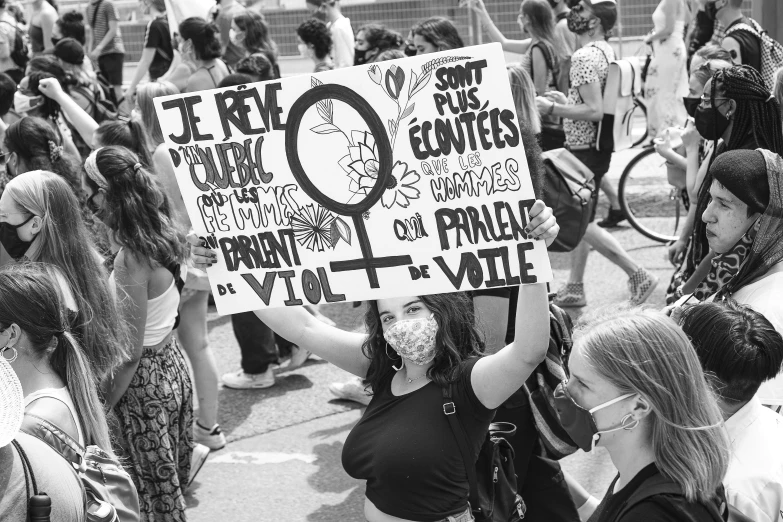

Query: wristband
left=577, top=496, right=599, bottom=521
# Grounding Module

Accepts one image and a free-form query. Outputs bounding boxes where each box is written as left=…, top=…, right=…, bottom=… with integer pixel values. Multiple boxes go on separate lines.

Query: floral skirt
left=114, top=337, right=194, bottom=522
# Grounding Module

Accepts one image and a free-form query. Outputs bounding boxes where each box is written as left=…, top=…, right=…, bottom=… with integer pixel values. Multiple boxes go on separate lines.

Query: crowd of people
left=0, top=0, right=781, bottom=521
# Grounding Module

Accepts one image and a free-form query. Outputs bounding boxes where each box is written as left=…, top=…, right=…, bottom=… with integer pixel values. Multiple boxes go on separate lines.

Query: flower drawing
left=368, top=64, right=382, bottom=85
left=338, top=130, right=379, bottom=195
left=384, top=65, right=405, bottom=100
left=382, top=161, right=421, bottom=209
left=289, top=204, right=336, bottom=252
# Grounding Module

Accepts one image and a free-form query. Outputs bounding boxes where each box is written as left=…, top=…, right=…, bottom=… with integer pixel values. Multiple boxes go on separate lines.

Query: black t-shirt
left=724, top=17, right=762, bottom=74
left=588, top=464, right=721, bottom=522
left=144, top=15, right=172, bottom=80
left=342, top=358, right=495, bottom=521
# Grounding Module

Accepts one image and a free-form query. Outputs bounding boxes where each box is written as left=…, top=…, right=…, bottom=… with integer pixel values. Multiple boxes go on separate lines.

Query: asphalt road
left=179, top=147, right=673, bottom=522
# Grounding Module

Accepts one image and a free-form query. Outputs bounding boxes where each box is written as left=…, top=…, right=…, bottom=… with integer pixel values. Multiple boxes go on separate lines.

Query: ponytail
left=51, top=331, right=116, bottom=455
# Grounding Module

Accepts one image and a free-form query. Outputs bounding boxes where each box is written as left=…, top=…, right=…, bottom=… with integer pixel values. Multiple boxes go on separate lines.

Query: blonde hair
left=577, top=308, right=729, bottom=504
left=507, top=64, right=541, bottom=135
left=137, top=80, right=179, bottom=147
left=4, top=171, right=131, bottom=385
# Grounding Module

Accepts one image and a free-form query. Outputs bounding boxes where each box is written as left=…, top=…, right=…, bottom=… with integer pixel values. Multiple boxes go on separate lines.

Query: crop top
left=342, top=357, right=495, bottom=521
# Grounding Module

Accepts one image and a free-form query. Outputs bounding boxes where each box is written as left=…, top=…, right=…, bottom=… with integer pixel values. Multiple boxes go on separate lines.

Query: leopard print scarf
left=693, top=219, right=760, bottom=301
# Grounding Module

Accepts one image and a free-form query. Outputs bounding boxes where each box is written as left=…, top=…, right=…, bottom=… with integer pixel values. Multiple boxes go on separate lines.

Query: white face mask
left=14, top=91, right=43, bottom=114
left=0, top=355, right=24, bottom=449
left=383, top=314, right=439, bottom=366
left=298, top=43, right=310, bottom=58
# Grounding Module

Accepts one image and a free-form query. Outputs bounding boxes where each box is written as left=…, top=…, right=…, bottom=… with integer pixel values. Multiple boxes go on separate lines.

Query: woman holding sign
left=189, top=201, right=559, bottom=522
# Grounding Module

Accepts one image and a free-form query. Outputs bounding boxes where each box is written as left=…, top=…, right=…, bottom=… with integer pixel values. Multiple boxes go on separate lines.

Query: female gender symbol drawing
left=285, top=84, right=412, bottom=288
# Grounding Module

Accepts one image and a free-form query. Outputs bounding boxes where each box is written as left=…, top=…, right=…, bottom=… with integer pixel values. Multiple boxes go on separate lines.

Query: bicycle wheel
left=631, top=98, right=648, bottom=147
left=618, top=147, right=685, bottom=243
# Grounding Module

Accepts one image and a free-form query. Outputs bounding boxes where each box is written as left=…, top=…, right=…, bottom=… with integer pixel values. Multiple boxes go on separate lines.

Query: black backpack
left=442, top=386, right=526, bottom=522
left=616, top=473, right=752, bottom=522
left=540, top=148, right=596, bottom=252
left=71, top=84, right=118, bottom=123
left=0, top=21, right=28, bottom=70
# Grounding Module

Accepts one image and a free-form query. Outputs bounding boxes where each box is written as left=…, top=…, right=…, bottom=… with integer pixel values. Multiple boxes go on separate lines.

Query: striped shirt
left=87, top=0, right=124, bottom=55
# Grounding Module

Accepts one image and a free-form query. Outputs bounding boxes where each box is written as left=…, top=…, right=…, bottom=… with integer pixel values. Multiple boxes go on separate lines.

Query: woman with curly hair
left=83, top=145, right=201, bottom=521
left=189, top=199, right=559, bottom=521
left=232, top=11, right=280, bottom=78
left=296, top=18, right=333, bottom=73
left=354, top=23, right=403, bottom=65
left=167, top=17, right=229, bottom=93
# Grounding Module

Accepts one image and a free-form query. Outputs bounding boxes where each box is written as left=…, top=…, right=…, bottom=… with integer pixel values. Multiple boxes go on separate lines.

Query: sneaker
left=194, top=422, right=226, bottom=451
left=628, top=268, right=659, bottom=306
left=286, top=345, right=312, bottom=371
left=598, top=207, right=628, bottom=228
left=553, top=282, right=587, bottom=307
left=329, top=376, right=372, bottom=406
left=221, top=367, right=275, bottom=389
left=187, top=443, right=211, bottom=489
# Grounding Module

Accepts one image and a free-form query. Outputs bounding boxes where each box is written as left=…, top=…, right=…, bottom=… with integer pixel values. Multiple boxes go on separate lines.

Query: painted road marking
left=208, top=451, right=317, bottom=465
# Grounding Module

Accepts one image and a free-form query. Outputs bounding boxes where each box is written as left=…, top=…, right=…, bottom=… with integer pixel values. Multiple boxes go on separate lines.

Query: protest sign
left=154, top=43, right=553, bottom=314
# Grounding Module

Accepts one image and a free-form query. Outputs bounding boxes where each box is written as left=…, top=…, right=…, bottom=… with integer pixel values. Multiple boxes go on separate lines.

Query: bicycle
left=617, top=145, right=689, bottom=243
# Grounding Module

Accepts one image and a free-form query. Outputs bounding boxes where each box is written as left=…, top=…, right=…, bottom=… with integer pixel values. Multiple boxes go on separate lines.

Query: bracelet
left=547, top=100, right=556, bottom=116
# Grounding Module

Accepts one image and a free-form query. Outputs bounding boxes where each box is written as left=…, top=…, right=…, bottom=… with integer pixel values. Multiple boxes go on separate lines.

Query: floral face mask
left=383, top=314, right=439, bottom=366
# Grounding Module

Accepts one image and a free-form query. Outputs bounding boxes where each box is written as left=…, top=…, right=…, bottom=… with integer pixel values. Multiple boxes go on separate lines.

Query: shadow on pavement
left=306, top=441, right=366, bottom=522
left=310, top=416, right=362, bottom=440
left=217, top=374, right=316, bottom=438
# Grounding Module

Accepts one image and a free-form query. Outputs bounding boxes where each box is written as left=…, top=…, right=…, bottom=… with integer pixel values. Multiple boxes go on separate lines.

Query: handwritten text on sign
left=154, top=44, right=553, bottom=314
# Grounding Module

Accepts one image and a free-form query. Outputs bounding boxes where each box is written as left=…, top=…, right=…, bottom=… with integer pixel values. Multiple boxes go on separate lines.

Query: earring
left=386, top=342, right=403, bottom=372
left=621, top=413, right=639, bottom=431
left=1, top=346, right=18, bottom=364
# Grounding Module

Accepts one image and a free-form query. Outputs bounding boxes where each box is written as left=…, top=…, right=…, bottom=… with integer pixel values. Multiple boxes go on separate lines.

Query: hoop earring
left=1, top=346, right=18, bottom=364
left=621, top=414, right=639, bottom=431
left=386, top=342, right=403, bottom=372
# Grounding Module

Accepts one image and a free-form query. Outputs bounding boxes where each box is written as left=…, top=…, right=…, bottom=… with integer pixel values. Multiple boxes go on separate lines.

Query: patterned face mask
left=383, top=314, right=439, bottom=366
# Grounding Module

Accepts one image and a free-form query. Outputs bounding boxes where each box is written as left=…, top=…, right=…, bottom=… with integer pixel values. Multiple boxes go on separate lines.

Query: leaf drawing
left=408, top=70, right=418, bottom=97
left=409, top=71, right=431, bottom=98
left=329, top=217, right=352, bottom=247
left=311, top=77, right=324, bottom=88
left=421, top=56, right=473, bottom=74
left=310, top=123, right=341, bottom=135
left=400, top=103, right=415, bottom=120
left=311, top=76, right=333, bottom=123
left=388, top=119, right=398, bottom=139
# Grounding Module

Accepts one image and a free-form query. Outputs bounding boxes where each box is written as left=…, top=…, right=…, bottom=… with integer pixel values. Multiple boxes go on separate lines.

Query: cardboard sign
left=154, top=43, right=553, bottom=314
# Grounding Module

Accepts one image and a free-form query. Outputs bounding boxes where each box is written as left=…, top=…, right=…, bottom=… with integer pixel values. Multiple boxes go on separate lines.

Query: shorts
left=98, top=52, right=125, bottom=86
left=436, top=505, right=474, bottom=522
left=570, top=147, right=613, bottom=223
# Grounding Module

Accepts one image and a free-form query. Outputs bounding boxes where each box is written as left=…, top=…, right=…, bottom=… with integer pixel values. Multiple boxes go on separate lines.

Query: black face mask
left=354, top=48, right=372, bottom=66
left=0, top=215, right=34, bottom=260
left=404, top=43, right=417, bottom=57
left=683, top=97, right=700, bottom=118
left=695, top=104, right=731, bottom=141
left=567, top=8, right=593, bottom=35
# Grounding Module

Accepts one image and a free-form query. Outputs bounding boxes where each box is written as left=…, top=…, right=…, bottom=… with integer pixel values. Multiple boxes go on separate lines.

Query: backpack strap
left=442, top=384, right=480, bottom=512
left=90, top=0, right=103, bottom=31
left=20, top=413, right=86, bottom=471
left=531, top=41, right=556, bottom=85
left=11, top=439, right=39, bottom=500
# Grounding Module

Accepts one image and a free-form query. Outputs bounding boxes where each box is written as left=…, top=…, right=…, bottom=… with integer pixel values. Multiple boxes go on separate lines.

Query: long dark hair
left=4, top=117, right=80, bottom=190
left=26, top=71, right=64, bottom=119
left=411, top=17, right=464, bottom=51
left=94, top=117, right=153, bottom=166
left=179, top=17, right=222, bottom=60
left=87, top=146, right=185, bottom=268
left=362, top=293, right=484, bottom=392
left=0, top=262, right=114, bottom=453
left=234, top=11, right=277, bottom=59
left=5, top=171, right=131, bottom=386
left=357, top=23, right=403, bottom=58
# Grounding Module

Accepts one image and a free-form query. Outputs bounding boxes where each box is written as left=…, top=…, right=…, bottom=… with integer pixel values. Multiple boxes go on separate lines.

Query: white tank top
left=24, top=387, right=85, bottom=447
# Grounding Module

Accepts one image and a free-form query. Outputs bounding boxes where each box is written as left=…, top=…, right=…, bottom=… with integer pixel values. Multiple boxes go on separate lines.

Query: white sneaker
left=328, top=376, right=372, bottom=406
left=221, top=368, right=275, bottom=389
left=187, top=443, right=211, bottom=489
left=194, top=422, right=226, bottom=451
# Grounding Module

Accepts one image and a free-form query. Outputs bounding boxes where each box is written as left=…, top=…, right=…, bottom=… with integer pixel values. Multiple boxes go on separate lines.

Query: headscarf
left=712, top=149, right=783, bottom=300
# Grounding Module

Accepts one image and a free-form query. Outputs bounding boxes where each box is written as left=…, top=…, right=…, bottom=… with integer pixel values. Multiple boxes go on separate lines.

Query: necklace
left=406, top=373, right=426, bottom=384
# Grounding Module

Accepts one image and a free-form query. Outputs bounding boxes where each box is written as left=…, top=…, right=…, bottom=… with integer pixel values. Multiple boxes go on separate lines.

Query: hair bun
left=205, top=22, right=218, bottom=37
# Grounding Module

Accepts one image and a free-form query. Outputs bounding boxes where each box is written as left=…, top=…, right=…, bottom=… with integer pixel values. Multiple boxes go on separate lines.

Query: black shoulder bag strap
left=90, top=0, right=103, bottom=32
left=12, top=439, right=53, bottom=522
left=442, top=384, right=480, bottom=511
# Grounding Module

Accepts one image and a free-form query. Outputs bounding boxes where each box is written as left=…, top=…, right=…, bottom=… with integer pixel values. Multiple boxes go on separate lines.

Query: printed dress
left=645, top=1, right=689, bottom=138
